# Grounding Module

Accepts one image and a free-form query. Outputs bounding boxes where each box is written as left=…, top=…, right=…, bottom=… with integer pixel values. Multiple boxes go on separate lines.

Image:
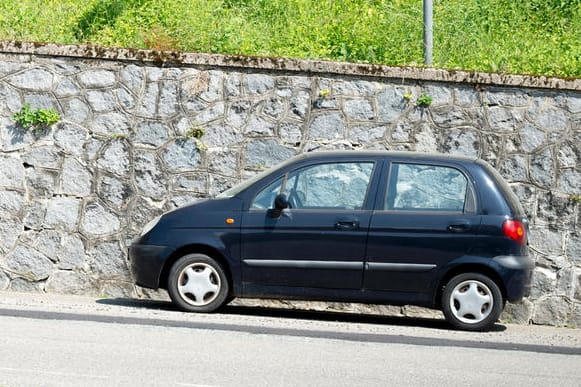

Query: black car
left=130, top=151, right=533, bottom=331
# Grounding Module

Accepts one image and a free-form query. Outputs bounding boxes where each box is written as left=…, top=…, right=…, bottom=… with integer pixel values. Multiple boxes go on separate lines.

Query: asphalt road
left=1, top=291, right=580, bottom=387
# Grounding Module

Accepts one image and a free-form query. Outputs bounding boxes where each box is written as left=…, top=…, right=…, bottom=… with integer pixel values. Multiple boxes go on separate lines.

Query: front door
left=241, top=161, right=376, bottom=291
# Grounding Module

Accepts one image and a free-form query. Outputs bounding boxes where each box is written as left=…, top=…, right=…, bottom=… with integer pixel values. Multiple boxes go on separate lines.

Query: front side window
left=251, top=162, right=374, bottom=210
left=386, top=163, right=468, bottom=212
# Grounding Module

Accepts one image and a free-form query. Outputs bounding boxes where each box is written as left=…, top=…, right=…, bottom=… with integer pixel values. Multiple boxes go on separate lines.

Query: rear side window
left=386, top=163, right=473, bottom=212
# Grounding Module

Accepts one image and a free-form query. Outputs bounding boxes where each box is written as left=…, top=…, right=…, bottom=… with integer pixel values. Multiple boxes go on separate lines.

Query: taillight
left=502, top=219, right=526, bottom=245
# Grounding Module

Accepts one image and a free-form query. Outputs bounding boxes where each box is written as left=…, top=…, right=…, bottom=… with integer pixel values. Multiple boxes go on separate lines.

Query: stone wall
left=0, top=42, right=580, bottom=326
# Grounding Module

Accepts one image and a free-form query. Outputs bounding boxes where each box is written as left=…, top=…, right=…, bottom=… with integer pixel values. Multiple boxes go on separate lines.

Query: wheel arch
left=433, top=263, right=507, bottom=308
left=159, top=244, right=234, bottom=294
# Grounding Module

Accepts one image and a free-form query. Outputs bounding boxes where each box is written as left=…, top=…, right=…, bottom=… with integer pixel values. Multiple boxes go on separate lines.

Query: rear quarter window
left=477, top=160, right=525, bottom=216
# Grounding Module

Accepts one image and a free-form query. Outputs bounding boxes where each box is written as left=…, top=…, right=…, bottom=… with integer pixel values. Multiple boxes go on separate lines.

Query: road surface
left=0, top=291, right=580, bottom=386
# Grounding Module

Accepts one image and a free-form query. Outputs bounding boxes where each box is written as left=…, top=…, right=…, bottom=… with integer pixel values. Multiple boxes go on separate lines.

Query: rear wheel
left=168, top=254, right=229, bottom=313
left=442, top=273, right=503, bottom=331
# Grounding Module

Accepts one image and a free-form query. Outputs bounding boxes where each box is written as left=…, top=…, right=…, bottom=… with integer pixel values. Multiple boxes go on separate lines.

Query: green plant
left=108, top=133, right=128, bottom=140
left=403, top=91, right=413, bottom=103
left=184, top=126, right=206, bottom=140
left=12, top=103, right=61, bottom=133
left=318, top=89, right=330, bottom=98
left=184, top=126, right=207, bottom=151
left=570, top=194, right=581, bottom=204
left=417, top=94, right=433, bottom=108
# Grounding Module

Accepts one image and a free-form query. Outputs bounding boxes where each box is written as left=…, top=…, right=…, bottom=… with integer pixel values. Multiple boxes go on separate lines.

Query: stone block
left=96, top=140, right=131, bottom=177
left=344, top=98, right=375, bottom=121
left=530, top=267, right=556, bottom=299
left=10, top=278, right=45, bottom=293
left=349, top=124, right=386, bottom=145
left=133, top=121, right=169, bottom=148
left=0, top=190, right=25, bottom=215
left=246, top=74, right=275, bottom=95
left=53, top=122, right=89, bottom=157
left=377, top=87, right=406, bottom=123
left=98, top=175, right=133, bottom=208
left=59, top=157, right=92, bottom=196
left=6, top=68, right=54, bottom=91
left=532, top=296, right=571, bottom=326
left=244, top=115, right=276, bottom=137
left=78, top=70, right=116, bottom=88
left=0, top=270, right=9, bottom=290
left=3, top=244, right=54, bottom=281
left=88, top=241, right=130, bottom=280
left=161, top=139, right=202, bottom=172
left=487, top=106, right=524, bottom=132
left=0, top=217, right=22, bottom=254
left=0, top=154, right=25, bottom=189
left=61, top=97, right=91, bottom=124
left=501, top=299, right=533, bottom=324
left=46, top=271, right=94, bottom=295
left=289, top=90, right=310, bottom=119
left=567, top=234, right=581, bottom=263
left=86, top=89, right=117, bottom=112
left=80, top=201, right=121, bottom=238
left=308, top=112, right=345, bottom=140
left=245, top=139, right=296, bottom=169
left=134, top=152, right=167, bottom=200
left=44, top=197, right=81, bottom=231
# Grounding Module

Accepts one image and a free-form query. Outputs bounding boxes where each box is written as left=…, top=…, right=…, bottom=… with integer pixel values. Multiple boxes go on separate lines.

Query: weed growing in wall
left=417, top=94, right=433, bottom=108
left=184, top=126, right=208, bottom=152
left=13, top=103, right=60, bottom=134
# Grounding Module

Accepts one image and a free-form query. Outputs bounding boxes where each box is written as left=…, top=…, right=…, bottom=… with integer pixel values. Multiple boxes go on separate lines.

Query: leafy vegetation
left=416, top=93, right=433, bottom=108
left=12, top=103, right=61, bottom=133
left=184, top=126, right=208, bottom=152
left=0, top=0, right=579, bottom=77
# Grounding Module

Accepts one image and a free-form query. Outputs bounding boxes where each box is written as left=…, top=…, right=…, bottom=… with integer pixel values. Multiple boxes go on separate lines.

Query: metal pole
left=423, top=0, right=433, bottom=66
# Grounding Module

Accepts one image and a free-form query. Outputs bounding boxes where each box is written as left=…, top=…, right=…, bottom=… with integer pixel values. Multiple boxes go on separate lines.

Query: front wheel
left=442, top=273, right=503, bottom=331
left=167, top=254, right=229, bottom=313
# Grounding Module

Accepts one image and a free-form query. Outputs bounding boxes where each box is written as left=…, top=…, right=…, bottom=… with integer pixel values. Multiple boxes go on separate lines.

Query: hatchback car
left=130, top=151, right=533, bottom=331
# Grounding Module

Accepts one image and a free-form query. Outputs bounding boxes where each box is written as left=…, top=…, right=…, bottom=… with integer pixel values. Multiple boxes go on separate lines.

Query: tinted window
left=251, top=162, right=374, bottom=210
left=386, top=163, right=468, bottom=212
left=477, top=160, right=525, bottom=216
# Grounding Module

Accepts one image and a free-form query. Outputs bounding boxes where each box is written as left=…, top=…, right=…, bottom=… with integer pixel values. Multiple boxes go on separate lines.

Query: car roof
left=295, top=150, right=479, bottom=163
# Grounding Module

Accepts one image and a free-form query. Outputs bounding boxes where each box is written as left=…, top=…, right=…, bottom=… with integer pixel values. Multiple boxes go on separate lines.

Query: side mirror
left=269, top=194, right=289, bottom=218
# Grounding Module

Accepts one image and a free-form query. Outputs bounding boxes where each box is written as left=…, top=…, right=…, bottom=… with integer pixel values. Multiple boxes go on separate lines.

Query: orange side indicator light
left=226, top=218, right=235, bottom=224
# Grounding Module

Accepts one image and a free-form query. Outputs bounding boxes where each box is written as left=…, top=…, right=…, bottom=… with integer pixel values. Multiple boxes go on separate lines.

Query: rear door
left=241, top=160, right=378, bottom=291
left=364, top=161, right=482, bottom=293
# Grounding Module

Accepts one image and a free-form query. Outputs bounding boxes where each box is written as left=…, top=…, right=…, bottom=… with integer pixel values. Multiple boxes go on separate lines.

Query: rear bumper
left=128, top=244, right=171, bottom=289
left=491, top=255, right=535, bottom=302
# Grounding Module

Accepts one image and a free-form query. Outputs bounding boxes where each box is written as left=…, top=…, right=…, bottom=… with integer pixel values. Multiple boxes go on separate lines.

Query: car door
left=241, top=160, right=377, bottom=291
left=364, top=161, right=482, bottom=294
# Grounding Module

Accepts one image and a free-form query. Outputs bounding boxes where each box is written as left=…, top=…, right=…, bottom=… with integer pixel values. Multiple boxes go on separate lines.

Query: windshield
left=216, top=161, right=289, bottom=199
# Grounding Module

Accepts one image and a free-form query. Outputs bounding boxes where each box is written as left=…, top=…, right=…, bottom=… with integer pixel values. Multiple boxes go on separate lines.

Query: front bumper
left=128, top=244, right=171, bottom=289
left=491, top=255, right=535, bottom=302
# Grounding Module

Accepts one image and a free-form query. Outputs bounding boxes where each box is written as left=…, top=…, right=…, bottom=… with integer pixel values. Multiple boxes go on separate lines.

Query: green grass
left=0, top=0, right=579, bottom=77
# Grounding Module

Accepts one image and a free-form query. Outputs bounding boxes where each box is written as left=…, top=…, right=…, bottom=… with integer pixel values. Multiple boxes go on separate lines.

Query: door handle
left=448, top=223, right=470, bottom=232
left=335, top=219, right=360, bottom=230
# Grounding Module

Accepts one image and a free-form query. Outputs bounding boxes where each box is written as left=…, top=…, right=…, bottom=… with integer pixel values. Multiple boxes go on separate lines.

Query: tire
left=441, top=273, right=503, bottom=331
left=167, top=254, right=229, bottom=313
